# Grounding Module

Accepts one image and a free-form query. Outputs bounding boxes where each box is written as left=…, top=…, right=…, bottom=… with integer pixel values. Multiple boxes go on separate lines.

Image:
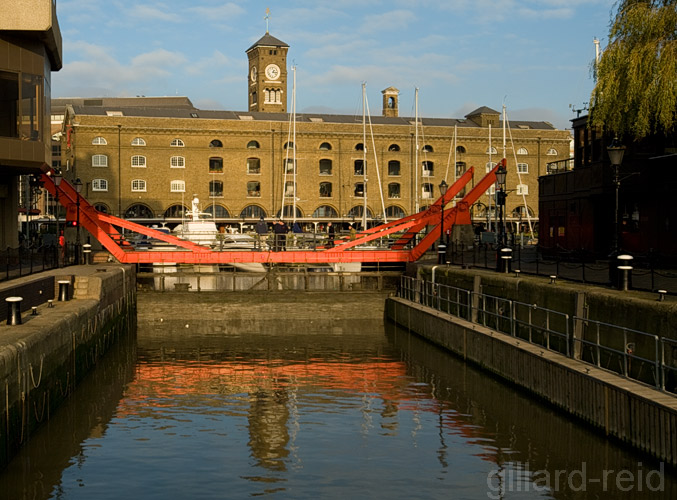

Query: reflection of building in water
left=247, top=389, right=290, bottom=471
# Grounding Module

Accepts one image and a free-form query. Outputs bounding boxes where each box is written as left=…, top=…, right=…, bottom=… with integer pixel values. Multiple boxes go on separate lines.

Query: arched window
left=319, top=182, right=332, bottom=197
left=131, top=179, right=146, bottom=192
left=284, top=141, right=294, bottom=150
left=285, top=159, right=295, bottom=173
left=546, top=148, right=558, bottom=155
left=92, top=179, right=108, bottom=191
left=422, top=144, right=433, bottom=153
left=131, top=137, right=146, bottom=146
left=386, top=205, right=406, bottom=218
left=312, top=205, right=338, bottom=218
left=209, top=157, right=223, bottom=173
left=347, top=205, right=373, bottom=218
left=422, top=161, right=433, bottom=176
left=241, top=205, right=267, bottom=218
left=210, top=180, right=224, bottom=197
left=125, top=203, right=153, bottom=218
left=486, top=146, right=498, bottom=155
left=319, top=159, right=332, bottom=175
left=247, top=181, right=261, bottom=197
left=92, top=136, right=107, bottom=145
left=92, top=154, right=108, bottom=167
left=354, top=183, right=365, bottom=197
left=512, top=206, right=535, bottom=218
left=276, top=206, right=302, bottom=218
left=93, top=203, right=109, bottom=214
left=388, top=144, right=400, bottom=152
left=131, top=155, right=146, bottom=167
left=247, top=140, right=260, bottom=149
left=517, top=147, right=528, bottom=155
left=354, top=159, right=364, bottom=175
left=171, top=156, right=185, bottom=168
left=210, top=139, right=223, bottom=148
left=388, top=160, right=400, bottom=176
left=456, top=145, right=466, bottom=154
left=388, top=183, right=400, bottom=199
left=204, top=205, right=230, bottom=218
left=247, top=158, right=260, bottom=174
left=164, top=204, right=188, bottom=218
left=355, top=143, right=364, bottom=151
left=170, top=138, right=184, bottom=147
left=170, top=180, right=185, bottom=192
left=319, top=142, right=332, bottom=150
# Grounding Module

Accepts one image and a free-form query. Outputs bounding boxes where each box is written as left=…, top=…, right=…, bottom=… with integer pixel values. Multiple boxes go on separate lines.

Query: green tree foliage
left=589, top=0, right=677, bottom=139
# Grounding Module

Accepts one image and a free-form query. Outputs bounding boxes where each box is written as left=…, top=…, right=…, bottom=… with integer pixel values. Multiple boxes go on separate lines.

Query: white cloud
left=131, top=4, right=183, bottom=23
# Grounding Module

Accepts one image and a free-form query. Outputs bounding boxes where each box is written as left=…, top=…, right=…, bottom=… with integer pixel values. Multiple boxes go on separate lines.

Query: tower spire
left=264, top=7, right=270, bottom=33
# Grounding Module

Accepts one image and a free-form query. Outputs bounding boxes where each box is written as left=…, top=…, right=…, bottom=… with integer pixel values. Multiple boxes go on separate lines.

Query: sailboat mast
left=292, top=66, right=297, bottom=224
left=414, top=87, right=419, bottom=213
left=362, top=83, right=368, bottom=231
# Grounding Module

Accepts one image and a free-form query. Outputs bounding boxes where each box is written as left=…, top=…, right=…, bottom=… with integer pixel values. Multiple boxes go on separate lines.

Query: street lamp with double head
left=438, top=180, right=448, bottom=264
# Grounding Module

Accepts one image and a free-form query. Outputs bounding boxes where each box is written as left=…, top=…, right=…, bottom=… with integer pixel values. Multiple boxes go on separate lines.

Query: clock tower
left=246, top=33, right=289, bottom=113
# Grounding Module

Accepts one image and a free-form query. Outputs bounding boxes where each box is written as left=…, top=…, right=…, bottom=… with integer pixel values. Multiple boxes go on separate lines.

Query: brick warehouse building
left=55, top=32, right=571, bottom=235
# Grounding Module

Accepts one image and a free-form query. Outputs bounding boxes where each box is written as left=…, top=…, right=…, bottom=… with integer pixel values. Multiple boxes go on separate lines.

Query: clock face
left=265, top=64, right=280, bottom=80
left=250, top=67, right=257, bottom=82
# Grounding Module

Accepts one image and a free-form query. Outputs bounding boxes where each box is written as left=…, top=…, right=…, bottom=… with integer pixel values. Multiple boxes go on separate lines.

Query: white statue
left=191, top=195, right=200, bottom=220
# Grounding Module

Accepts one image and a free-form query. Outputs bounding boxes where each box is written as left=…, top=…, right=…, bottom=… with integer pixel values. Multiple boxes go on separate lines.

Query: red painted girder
left=408, top=161, right=502, bottom=260
left=121, top=249, right=412, bottom=264
left=390, top=168, right=475, bottom=249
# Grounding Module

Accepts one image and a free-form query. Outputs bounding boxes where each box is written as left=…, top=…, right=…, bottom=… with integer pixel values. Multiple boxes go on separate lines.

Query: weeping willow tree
left=589, top=0, right=677, bottom=139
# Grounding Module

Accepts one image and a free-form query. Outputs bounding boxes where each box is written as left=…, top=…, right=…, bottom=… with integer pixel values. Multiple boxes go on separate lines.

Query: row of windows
left=90, top=154, right=531, bottom=176
left=104, top=203, right=408, bottom=221
left=90, top=135, right=558, bottom=156
left=89, top=179, right=431, bottom=199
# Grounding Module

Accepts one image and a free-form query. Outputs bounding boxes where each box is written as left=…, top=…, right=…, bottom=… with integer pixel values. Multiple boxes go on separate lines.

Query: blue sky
left=53, top=0, right=617, bottom=131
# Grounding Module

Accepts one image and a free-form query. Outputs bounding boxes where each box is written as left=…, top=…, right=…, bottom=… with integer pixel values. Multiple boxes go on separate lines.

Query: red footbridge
left=41, top=162, right=502, bottom=267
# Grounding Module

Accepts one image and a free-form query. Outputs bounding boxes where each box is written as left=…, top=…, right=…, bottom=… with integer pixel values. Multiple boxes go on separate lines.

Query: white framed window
left=92, top=154, right=108, bottom=167
left=131, top=137, right=146, bottom=146
left=516, top=184, right=529, bottom=195
left=517, top=147, right=528, bottom=155
left=131, top=179, right=146, bottom=192
left=422, top=183, right=433, bottom=199
left=131, top=155, right=146, bottom=167
left=92, top=136, right=107, bottom=145
left=486, top=185, right=496, bottom=196
left=170, top=156, right=185, bottom=168
left=517, top=163, right=528, bottom=174
left=486, top=146, right=497, bottom=155
left=486, top=161, right=497, bottom=173
left=170, top=138, right=185, bottom=147
left=546, top=148, right=558, bottom=155
left=170, top=180, right=185, bottom=192
left=92, top=179, right=108, bottom=191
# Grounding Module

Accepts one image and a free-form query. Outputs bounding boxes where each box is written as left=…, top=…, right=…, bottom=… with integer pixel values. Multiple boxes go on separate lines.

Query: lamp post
left=495, top=163, right=507, bottom=248
left=607, top=137, right=626, bottom=258
left=53, top=169, right=63, bottom=267
left=74, top=178, right=83, bottom=265
left=438, top=180, right=448, bottom=264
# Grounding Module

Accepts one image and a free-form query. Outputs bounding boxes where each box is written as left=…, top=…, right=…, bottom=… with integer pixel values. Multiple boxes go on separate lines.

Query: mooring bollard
left=58, top=280, right=71, bottom=301
left=500, top=247, right=512, bottom=273
left=617, top=265, right=633, bottom=291
left=83, top=243, right=92, bottom=265
left=5, top=296, right=23, bottom=325
left=658, top=289, right=667, bottom=302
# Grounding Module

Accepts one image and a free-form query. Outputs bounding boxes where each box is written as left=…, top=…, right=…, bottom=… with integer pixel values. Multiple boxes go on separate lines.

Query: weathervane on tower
left=264, top=7, right=270, bottom=33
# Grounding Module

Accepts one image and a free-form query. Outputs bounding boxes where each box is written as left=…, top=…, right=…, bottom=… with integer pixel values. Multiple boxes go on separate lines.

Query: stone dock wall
left=386, top=267, right=677, bottom=466
left=0, top=266, right=136, bottom=470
